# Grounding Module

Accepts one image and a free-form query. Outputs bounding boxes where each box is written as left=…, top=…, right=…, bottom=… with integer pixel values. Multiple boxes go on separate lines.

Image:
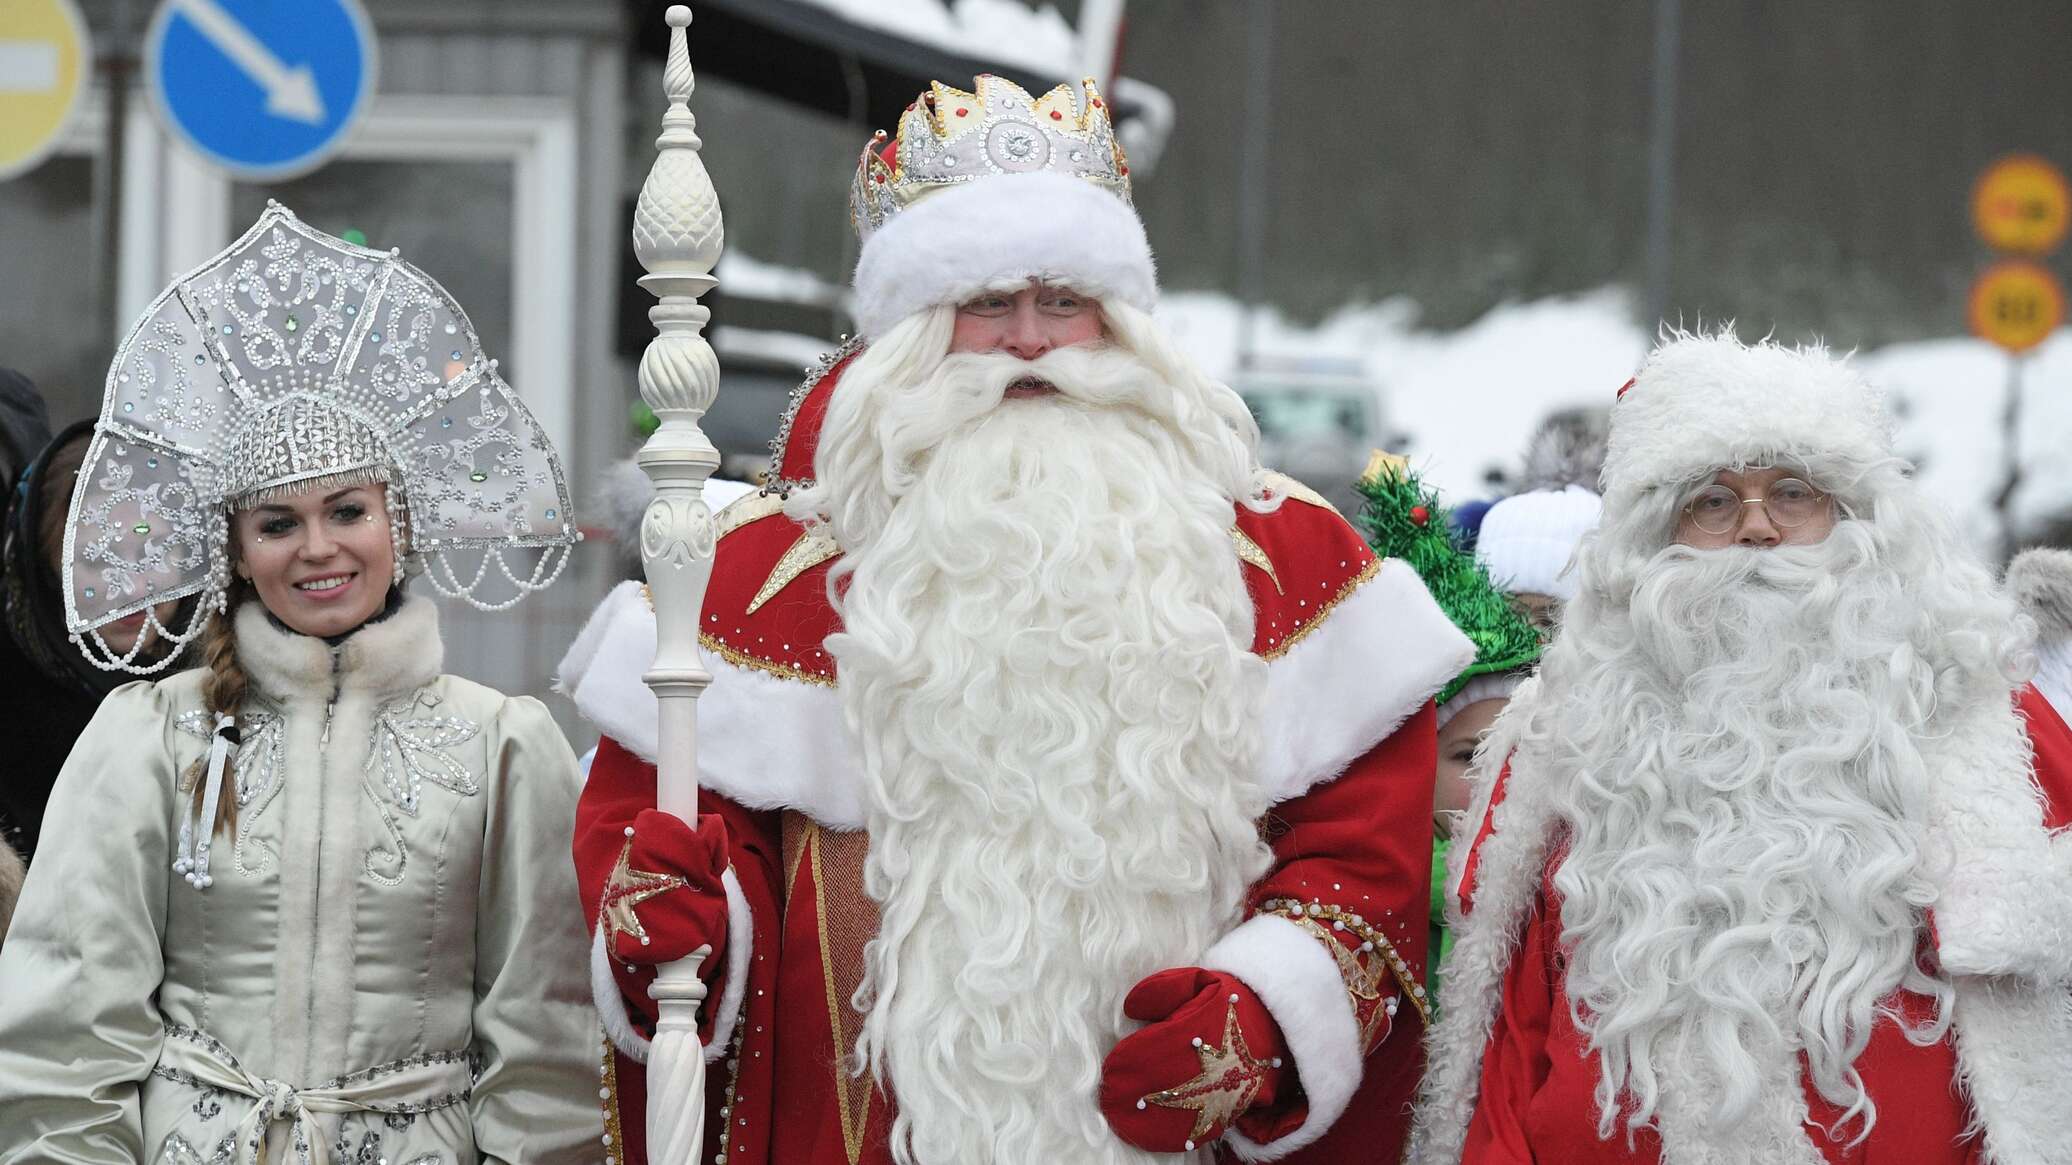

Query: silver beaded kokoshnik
left=62, top=202, right=581, bottom=671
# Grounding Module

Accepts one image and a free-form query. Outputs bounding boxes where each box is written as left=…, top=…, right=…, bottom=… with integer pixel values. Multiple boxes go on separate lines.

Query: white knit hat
left=1475, top=484, right=1602, bottom=601
left=1602, top=332, right=1894, bottom=503
left=1437, top=671, right=1528, bottom=727
left=847, top=76, right=1154, bottom=338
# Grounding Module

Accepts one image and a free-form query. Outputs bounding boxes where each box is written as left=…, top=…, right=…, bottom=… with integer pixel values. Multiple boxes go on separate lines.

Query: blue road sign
left=145, top=0, right=377, bottom=181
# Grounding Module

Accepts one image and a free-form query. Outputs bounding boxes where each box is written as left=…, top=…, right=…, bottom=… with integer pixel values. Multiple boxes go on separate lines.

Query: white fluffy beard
left=1531, top=520, right=1965, bottom=1151
left=803, top=321, right=1277, bottom=1165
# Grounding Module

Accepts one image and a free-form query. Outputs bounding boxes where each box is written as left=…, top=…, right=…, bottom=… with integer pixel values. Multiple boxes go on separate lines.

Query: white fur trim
left=1256, top=558, right=1477, bottom=804
left=562, top=562, right=1472, bottom=827
left=851, top=171, right=1156, bottom=338
left=1922, top=698, right=2072, bottom=986
left=1200, top=915, right=1364, bottom=1162
left=706, top=866, right=753, bottom=1063
left=2034, top=640, right=2072, bottom=728
left=1604, top=334, right=1893, bottom=500
left=1474, top=485, right=1602, bottom=601
left=557, top=579, right=871, bottom=828
left=591, top=927, right=650, bottom=1063
left=1950, top=974, right=2072, bottom=1165
left=2007, top=547, right=2072, bottom=641
left=1437, top=674, right=1526, bottom=729
left=587, top=868, right=754, bottom=1066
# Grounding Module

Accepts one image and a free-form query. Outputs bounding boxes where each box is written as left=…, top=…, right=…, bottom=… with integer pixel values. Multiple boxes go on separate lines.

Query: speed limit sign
left=1968, top=260, right=2065, bottom=352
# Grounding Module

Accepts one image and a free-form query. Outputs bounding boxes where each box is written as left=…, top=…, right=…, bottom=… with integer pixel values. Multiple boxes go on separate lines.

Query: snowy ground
left=1157, top=290, right=2072, bottom=552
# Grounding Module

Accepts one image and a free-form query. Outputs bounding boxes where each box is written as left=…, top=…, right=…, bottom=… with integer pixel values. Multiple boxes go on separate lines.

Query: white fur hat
left=1602, top=332, right=1895, bottom=502
left=1475, top=484, right=1603, bottom=600
left=851, top=170, right=1156, bottom=339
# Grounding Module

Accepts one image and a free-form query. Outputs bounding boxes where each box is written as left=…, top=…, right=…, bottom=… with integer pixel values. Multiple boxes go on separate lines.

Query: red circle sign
left=1973, top=155, right=2072, bottom=256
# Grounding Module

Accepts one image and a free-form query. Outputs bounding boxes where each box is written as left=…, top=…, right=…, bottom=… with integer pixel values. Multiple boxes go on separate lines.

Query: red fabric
left=775, top=345, right=865, bottom=485
left=1457, top=758, right=1513, bottom=916
left=1236, top=702, right=1439, bottom=1159
left=575, top=736, right=786, bottom=1165
left=1462, top=858, right=1981, bottom=1164
left=1234, top=486, right=1379, bottom=656
left=1099, top=969, right=1289, bottom=1152
left=2019, top=683, right=2072, bottom=831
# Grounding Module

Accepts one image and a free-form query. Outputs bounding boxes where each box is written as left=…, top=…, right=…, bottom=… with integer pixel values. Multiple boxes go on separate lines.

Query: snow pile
left=798, top=0, right=1080, bottom=76
left=1156, top=290, right=2072, bottom=549
left=1156, top=290, right=1648, bottom=502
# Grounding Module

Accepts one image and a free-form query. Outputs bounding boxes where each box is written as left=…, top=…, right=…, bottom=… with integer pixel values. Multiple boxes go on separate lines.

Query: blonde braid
left=181, top=588, right=249, bottom=839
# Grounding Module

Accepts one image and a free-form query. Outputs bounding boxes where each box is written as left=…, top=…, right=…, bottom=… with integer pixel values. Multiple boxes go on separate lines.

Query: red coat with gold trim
left=558, top=348, right=1475, bottom=1165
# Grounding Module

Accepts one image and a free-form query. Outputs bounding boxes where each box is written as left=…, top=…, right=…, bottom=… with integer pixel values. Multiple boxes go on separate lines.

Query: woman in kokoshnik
left=0, top=204, right=601, bottom=1164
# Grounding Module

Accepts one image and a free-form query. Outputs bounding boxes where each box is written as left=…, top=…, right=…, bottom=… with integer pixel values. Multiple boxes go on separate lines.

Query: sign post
left=0, top=0, right=91, bottom=181
left=144, top=0, right=376, bottom=181
left=1970, top=153, right=2070, bottom=555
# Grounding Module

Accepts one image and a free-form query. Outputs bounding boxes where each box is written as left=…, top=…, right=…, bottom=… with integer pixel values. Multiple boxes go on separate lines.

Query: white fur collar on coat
left=1410, top=680, right=2072, bottom=1165
left=235, top=593, right=443, bottom=704
left=557, top=561, right=1469, bottom=827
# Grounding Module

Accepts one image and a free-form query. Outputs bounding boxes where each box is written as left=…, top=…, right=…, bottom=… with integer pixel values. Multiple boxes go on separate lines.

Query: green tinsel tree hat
left=1353, top=451, right=1540, bottom=706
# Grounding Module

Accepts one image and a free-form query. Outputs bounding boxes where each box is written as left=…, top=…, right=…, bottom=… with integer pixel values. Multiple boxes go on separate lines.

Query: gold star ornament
left=1139, top=999, right=1278, bottom=1143
left=601, top=834, right=690, bottom=951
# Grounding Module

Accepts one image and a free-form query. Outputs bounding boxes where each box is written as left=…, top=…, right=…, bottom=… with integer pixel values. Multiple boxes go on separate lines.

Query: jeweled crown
left=849, top=74, right=1132, bottom=240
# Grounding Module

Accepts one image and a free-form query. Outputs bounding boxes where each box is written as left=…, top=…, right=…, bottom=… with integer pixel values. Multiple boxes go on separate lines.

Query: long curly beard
left=1536, top=522, right=1966, bottom=1150
left=802, top=317, right=1276, bottom=1164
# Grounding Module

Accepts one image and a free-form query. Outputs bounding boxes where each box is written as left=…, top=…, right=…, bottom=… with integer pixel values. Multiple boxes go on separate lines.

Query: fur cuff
left=1201, top=915, right=1363, bottom=1161
left=850, top=171, right=1156, bottom=338
left=589, top=866, right=753, bottom=1065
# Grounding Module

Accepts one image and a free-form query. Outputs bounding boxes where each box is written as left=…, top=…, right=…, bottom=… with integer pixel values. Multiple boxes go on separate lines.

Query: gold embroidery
left=1259, top=556, right=1381, bottom=662
left=717, top=489, right=790, bottom=539
left=701, top=632, right=835, bottom=687
left=747, top=529, right=840, bottom=615
left=1230, top=527, right=1281, bottom=595
left=599, top=1038, right=626, bottom=1159
left=1138, top=999, right=1276, bottom=1142
left=600, top=836, right=690, bottom=952
left=1261, top=897, right=1429, bottom=1031
left=810, top=825, right=879, bottom=1164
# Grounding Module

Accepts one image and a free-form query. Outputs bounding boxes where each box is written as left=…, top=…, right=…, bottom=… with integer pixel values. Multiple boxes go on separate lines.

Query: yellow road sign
left=1969, top=260, right=2065, bottom=353
left=1973, top=154, right=2071, bottom=256
left=0, top=0, right=90, bottom=181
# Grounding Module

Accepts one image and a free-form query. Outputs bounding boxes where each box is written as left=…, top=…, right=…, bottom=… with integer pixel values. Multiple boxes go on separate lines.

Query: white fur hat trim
left=850, top=170, right=1156, bottom=339
left=1475, top=484, right=1602, bottom=600
left=1603, top=333, right=1894, bottom=500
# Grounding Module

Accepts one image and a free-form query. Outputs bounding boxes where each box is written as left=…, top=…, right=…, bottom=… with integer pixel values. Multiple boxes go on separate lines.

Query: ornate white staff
left=632, top=6, right=723, bottom=1163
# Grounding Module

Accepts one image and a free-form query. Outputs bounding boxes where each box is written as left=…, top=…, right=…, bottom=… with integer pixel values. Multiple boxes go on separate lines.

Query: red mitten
left=1099, top=968, right=1290, bottom=1153
left=603, top=808, right=731, bottom=967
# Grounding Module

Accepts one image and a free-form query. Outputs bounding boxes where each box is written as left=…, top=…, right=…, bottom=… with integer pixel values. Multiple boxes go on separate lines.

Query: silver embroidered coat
left=0, top=596, right=604, bottom=1164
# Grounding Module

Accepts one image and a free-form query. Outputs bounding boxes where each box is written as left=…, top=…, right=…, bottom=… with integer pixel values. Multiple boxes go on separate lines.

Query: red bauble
left=1410, top=505, right=1431, bottom=526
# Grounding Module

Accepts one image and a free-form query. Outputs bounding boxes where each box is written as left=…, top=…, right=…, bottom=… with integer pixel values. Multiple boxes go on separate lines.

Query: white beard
left=803, top=327, right=1277, bottom=1165
left=1529, top=522, right=1967, bottom=1149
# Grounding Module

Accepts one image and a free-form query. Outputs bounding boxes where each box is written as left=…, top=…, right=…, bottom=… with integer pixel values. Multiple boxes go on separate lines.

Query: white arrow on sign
left=170, top=0, right=326, bottom=124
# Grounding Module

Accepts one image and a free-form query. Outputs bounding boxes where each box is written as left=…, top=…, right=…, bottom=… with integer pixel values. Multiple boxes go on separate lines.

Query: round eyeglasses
left=1682, top=477, right=1829, bottom=534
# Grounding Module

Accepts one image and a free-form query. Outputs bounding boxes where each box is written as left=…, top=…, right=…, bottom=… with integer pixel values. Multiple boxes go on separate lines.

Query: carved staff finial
left=632, top=4, right=723, bottom=1162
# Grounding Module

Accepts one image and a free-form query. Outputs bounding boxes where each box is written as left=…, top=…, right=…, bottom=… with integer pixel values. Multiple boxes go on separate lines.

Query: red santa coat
left=559, top=461, right=1477, bottom=1163
left=1412, top=686, right=2072, bottom=1165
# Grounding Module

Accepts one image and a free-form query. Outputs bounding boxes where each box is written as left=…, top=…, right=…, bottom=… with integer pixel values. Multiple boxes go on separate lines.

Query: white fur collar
left=557, top=561, right=1470, bottom=828
left=1411, top=683, right=2072, bottom=1165
left=235, top=592, right=443, bottom=704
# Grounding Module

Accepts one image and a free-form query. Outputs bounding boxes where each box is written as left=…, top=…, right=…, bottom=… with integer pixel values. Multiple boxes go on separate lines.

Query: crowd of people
left=2, top=71, right=2069, bottom=1165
